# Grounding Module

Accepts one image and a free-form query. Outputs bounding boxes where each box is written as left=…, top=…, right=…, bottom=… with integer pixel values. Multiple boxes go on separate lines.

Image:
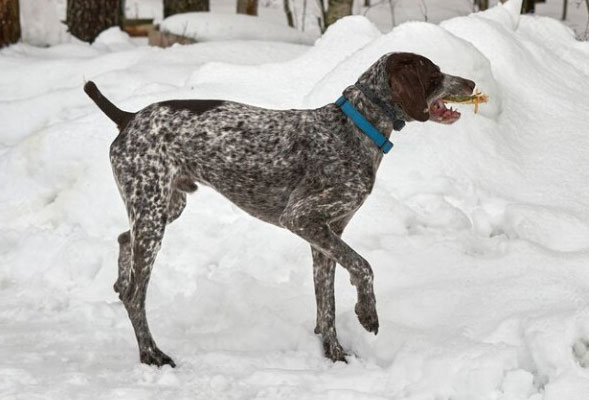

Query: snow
left=3, top=0, right=589, bottom=399
left=19, top=0, right=71, bottom=46
left=159, top=12, right=316, bottom=44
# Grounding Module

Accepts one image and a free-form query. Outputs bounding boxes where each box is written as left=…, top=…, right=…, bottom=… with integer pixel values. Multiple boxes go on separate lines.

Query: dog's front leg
left=280, top=185, right=379, bottom=361
left=311, top=218, right=351, bottom=362
left=312, top=248, right=348, bottom=362
left=306, top=224, right=379, bottom=335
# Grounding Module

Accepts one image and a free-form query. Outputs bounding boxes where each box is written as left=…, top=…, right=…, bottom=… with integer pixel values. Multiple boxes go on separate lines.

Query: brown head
left=385, top=53, right=476, bottom=124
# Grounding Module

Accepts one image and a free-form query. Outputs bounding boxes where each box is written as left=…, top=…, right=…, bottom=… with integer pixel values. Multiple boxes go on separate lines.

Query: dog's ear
left=389, top=63, right=430, bottom=122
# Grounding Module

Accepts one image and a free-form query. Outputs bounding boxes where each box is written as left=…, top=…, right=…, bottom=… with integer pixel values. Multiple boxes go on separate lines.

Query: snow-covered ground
left=159, top=12, right=316, bottom=44
left=3, top=0, right=589, bottom=399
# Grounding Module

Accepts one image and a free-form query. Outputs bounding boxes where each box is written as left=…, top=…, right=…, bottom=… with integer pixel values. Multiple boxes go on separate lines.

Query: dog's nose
left=464, top=79, right=476, bottom=92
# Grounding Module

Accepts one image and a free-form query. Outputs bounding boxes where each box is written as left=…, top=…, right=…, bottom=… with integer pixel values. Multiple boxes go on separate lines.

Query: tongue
left=431, top=99, right=460, bottom=119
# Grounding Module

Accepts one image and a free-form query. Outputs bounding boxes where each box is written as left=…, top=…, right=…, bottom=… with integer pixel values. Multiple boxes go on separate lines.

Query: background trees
left=0, top=0, right=20, bottom=48
left=3, top=0, right=586, bottom=48
left=522, top=0, right=536, bottom=13
left=324, top=0, right=354, bottom=28
left=476, top=0, right=490, bottom=10
left=163, top=0, right=209, bottom=18
left=237, top=0, right=258, bottom=16
left=65, top=0, right=122, bottom=42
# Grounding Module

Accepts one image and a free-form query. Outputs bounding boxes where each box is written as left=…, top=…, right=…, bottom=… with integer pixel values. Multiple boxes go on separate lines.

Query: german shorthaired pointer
left=85, top=52, right=475, bottom=367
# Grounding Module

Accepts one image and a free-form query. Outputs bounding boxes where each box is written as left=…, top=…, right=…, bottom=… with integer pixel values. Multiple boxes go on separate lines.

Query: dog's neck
left=340, top=85, right=398, bottom=170
left=342, top=85, right=397, bottom=137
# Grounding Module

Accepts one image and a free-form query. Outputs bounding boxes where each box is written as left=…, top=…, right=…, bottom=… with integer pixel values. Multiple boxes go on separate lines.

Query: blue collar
left=336, top=95, right=403, bottom=154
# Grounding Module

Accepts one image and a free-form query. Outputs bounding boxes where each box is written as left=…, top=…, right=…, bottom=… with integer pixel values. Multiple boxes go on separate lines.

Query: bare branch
left=419, top=0, right=428, bottom=22
left=362, top=0, right=384, bottom=16
left=584, top=0, right=589, bottom=40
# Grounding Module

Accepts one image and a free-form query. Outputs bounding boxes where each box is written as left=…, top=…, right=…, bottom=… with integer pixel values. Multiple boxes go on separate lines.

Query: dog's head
left=358, top=52, right=476, bottom=124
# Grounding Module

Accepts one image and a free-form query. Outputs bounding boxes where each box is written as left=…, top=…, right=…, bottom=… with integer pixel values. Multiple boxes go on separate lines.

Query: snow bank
left=2, top=1, right=589, bottom=399
left=0, top=31, right=308, bottom=144
left=159, top=12, right=317, bottom=45
left=184, top=16, right=380, bottom=106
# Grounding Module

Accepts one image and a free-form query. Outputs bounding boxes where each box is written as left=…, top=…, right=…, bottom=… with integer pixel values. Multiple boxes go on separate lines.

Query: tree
left=477, top=0, right=489, bottom=10
left=324, top=0, right=353, bottom=28
left=418, top=0, right=428, bottom=21
left=163, top=0, right=209, bottom=18
left=237, top=0, right=258, bottom=16
left=581, top=0, right=589, bottom=40
left=66, top=0, right=123, bottom=43
left=562, top=0, right=568, bottom=20
left=0, top=0, right=21, bottom=48
left=522, top=0, right=535, bottom=13
left=283, top=0, right=294, bottom=27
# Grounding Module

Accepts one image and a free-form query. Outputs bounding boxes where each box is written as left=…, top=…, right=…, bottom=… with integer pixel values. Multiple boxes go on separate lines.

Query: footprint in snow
left=572, top=338, right=589, bottom=368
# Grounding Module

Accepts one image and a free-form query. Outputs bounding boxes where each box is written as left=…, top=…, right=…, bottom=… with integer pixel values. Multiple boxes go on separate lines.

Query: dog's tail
left=84, top=81, right=135, bottom=130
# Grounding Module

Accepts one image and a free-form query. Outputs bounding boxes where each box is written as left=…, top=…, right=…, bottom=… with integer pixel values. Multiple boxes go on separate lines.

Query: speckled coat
left=84, top=52, right=475, bottom=367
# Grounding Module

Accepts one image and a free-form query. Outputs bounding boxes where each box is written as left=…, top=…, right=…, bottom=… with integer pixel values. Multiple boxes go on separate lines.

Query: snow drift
left=2, top=1, right=589, bottom=399
left=159, top=12, right=317, bottom=45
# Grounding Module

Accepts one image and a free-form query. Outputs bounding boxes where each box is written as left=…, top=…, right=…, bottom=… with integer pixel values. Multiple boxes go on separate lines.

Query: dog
left=84, top=52, right=475, bottom=367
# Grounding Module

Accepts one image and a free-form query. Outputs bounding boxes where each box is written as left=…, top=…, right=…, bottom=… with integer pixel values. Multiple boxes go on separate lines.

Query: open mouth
left=429, top=98, right=461, bottom=124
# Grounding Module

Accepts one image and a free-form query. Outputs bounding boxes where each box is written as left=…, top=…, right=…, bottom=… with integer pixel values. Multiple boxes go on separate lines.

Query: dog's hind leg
left=114, top=176, right=193, bottom=298
left=114, top=230, right=131, bottom=297
left=112, top=159, right=178, bottom=367
left=125, top=192, right=174, bottom=366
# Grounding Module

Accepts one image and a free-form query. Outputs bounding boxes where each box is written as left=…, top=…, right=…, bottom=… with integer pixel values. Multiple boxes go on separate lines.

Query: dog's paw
left=323, top=339, right=349, bottom=363
left=140, top=347, right=176, bottom=368
left=355, top=298, right=379, bottom=335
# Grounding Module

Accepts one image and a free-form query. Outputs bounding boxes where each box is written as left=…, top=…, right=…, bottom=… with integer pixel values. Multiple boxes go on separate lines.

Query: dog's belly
left=189, top=160, right=305, bottom=226
left=213, top=184, right=292, bottom=226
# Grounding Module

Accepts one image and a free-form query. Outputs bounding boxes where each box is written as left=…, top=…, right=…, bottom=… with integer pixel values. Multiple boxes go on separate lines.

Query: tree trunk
left=66, top=0, right=122, bottom=43
left=364, top=0, right=370, bottom=6
left=561, top=0, right=567, bottom=20
left=388, top=0, right=396, bottom=27
left=163, top=0, right=209, bottom=18
left=478, top=0, right=489, bottom=10
left=0, top=0, right=21, bottom=48
left=521, top=0, right=535, bottom=13
left=317, top=0, right=326, bottom=32
left=283, top=0, right=294, bottom=27
left=237, top=0, right=258, bottom=16
left=325, top=0, right=353, bottom=28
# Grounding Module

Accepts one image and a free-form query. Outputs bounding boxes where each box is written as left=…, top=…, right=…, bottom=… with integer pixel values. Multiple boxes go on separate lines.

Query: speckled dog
left=85, top=52, right=475, bottom=367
